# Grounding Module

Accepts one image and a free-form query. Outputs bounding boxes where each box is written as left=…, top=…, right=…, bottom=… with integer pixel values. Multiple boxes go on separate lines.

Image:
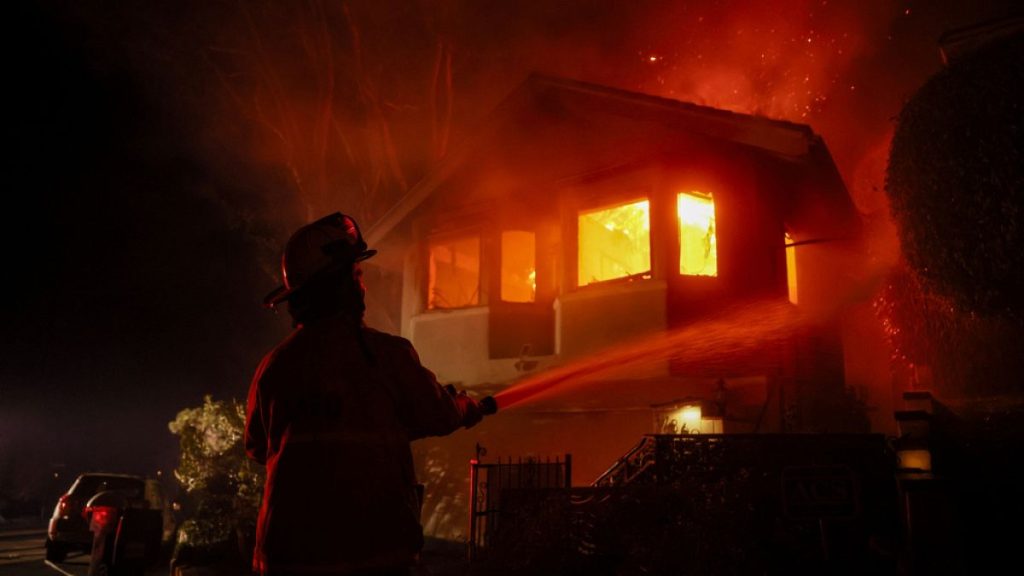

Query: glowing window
left=677, top=191, right=717, bottom=276
left=501, top=231, right=536, bottom=303
left=785, top=232, right=798, bottom=304
left=577, top=199, right=651, bottom=286
left=428, top=236, right=480, bottom=309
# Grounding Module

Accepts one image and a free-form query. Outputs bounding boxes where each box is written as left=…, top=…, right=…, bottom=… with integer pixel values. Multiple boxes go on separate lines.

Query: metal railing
left=592, top=436, right=655, bottom=487
left=468, top=454, right=571, bottom=559
left=469, top=434, right=900, bottom=575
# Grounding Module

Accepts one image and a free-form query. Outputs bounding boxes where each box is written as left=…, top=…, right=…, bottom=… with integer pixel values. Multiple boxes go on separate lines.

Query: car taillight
left=57, top=494, right=70, bottom=515
left=85, top=505, right=118, bottom=530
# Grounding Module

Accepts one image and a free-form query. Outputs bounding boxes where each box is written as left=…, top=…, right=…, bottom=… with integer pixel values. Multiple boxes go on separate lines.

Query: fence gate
left=468, top=453, right=572, bottom=559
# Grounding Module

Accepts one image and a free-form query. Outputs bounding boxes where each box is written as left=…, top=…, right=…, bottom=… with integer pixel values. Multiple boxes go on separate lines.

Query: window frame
left=424, top=230, right=484, bottom=311
left=676, top=190, right=719, bottom=278
left=498, top=229, right=538, bottom=304
left=784, top=230, right=798, bottom=305
left=573, top=194, right=654, bottom=289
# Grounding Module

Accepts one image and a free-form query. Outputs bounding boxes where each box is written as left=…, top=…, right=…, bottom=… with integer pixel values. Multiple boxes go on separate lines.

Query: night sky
left=2, top=0, right=1018, bottom=502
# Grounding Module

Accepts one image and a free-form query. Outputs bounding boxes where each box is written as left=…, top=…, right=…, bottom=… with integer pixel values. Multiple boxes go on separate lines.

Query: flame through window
left=678, top=191, right=717, bottom=277
left=501, top=230, right=536, bottom=303
left=577, top=199, right=651, bottom=286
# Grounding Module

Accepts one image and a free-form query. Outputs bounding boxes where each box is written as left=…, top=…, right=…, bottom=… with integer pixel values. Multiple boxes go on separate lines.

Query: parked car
left=45, top=472, right=175, bottom=562
left=85, top=488, right=165, bottom=576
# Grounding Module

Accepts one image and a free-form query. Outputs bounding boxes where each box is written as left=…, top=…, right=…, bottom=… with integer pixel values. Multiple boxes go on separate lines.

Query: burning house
left=363, top=75, right=872, bottom=541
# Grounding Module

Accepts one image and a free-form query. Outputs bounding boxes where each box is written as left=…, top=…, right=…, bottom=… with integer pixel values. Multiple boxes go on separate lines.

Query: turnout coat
left=245, top=313, right=471, bottom=574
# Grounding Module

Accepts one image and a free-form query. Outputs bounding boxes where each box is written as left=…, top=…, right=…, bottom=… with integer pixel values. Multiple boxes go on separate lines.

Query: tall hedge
left=886, top=33, right=1023, bottom=323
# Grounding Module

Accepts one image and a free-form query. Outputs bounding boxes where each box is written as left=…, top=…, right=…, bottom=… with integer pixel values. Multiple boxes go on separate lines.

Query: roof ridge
left=366, top=73, right=829, bottom=245
left=524, top=73, right=816, bottom=135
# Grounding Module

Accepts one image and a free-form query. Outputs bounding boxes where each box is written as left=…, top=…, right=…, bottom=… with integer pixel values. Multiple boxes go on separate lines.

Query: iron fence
left=469, top=434, right=901, bottom=575
left=468, top=454, right=571, bottom=559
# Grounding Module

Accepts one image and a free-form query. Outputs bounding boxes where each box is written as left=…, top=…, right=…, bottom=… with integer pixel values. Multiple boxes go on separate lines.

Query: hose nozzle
left=444, top=385, right=497, bottom=417
left=479, top=396, right=498, bottom=416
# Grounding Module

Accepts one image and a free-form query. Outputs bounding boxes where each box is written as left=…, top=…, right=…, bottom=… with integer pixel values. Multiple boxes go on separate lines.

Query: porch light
left=679, top=404, right=702, bottom=427
left=654, top=399, right=705, bottom=434
left=897, top=449, right=932, bottom=472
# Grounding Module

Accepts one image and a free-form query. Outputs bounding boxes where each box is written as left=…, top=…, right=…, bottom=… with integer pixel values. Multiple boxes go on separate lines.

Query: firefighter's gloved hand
left=454, top=392, right=484, bottom=428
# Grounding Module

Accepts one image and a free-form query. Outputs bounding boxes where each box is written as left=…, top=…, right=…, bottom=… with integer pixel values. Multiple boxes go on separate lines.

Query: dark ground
left=0, top=519, right=471, bottom=576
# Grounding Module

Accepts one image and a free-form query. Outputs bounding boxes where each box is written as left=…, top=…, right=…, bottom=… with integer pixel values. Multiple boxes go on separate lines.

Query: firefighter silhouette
left=247, top=213, right=483, bottom=576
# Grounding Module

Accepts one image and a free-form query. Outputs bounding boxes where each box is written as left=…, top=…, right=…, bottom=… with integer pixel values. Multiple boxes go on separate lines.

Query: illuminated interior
left=677, top=191, right=717, bottom=276
left=657, top=403, right=723, bottom=434
left=428, top=236, right=480, bottom=309
left=578, top=199, right=651, bottom=286
left=671, top=404, right=703, bottom=433
left=785, top=232, right=798, bottom=304
left=501, top=230, right=536, bottom=303
left=897, top=449, right=932, bottom=471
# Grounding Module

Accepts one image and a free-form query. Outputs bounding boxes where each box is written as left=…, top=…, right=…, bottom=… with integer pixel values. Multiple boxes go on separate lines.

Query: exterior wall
left=554, top=279, right=668, bottom=379
left=408, top=307, right=559, bottom=388
left=394, top=134, right=861, bottom=425
left=409, top=307, right=489, bottom=385
left=400, top=245, right=421, bottom=341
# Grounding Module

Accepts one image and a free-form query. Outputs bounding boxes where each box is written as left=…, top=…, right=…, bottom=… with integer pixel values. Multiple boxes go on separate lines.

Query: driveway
left=0, top=521, right=166, bottom=576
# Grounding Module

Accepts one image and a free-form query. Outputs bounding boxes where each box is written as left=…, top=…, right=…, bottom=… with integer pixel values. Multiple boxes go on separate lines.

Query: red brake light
left=57, top=494, right=70, bottom=515
left=85, top=505, right=118, bottom=529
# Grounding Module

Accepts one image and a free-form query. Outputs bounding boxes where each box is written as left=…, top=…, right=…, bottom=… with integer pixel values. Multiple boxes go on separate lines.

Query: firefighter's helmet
left=263, top=212, right=376, bottom=309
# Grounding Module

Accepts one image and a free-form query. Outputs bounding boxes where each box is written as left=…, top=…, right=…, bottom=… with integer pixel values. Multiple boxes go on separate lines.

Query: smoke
left=54, top=0, right=1014, bottom=255
left=119, top=0, right=1013, bottom=255
left=8, top=0, right=1017, bottom=488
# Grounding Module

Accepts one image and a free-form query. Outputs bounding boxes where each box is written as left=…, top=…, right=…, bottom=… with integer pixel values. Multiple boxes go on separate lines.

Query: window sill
left=420, top=305, right=488, bottom=316
left=560, top=278, right=667, bottom=304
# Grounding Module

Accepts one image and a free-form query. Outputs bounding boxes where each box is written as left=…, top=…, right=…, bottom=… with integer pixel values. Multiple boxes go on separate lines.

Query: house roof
left=367, top=74, right=839, bottom=245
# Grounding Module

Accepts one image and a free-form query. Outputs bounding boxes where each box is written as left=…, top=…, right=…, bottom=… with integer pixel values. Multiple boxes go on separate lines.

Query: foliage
left=874, top=263, right=1024, bottom=395
left=168, top=395, right=263, bottom=549
left=886, top=33, right=1024, bottom=323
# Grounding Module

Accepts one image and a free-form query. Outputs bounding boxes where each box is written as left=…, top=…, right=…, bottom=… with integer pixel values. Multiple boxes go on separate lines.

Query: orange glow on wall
left=675, top=404, right=703, bottom=429
left=897, top=449, right=932, bottom=472
left=656, top=402, right=725, bottom=434
left=785, top=232, right=798, bottom=304
left=578, top=199, right=651, bottom=286
left=501, top=230, right=536, bottom=303
left=677, top=191, right=717, bottom=276
left=428, top=236, right=480, bottom=309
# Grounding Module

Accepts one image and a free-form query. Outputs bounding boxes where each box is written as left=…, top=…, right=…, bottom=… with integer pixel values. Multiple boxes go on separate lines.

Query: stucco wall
left=409, top=307, right=558, bottom=387
left=555, top=279, right=668, bottom=379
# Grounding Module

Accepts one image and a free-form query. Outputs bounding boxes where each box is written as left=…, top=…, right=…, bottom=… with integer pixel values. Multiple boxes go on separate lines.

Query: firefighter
left=245, top=212, right=483, bottom=576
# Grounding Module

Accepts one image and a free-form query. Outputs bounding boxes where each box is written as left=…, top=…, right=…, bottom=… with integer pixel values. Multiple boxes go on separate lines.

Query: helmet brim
left=262, top=249, right=376, bottom=309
